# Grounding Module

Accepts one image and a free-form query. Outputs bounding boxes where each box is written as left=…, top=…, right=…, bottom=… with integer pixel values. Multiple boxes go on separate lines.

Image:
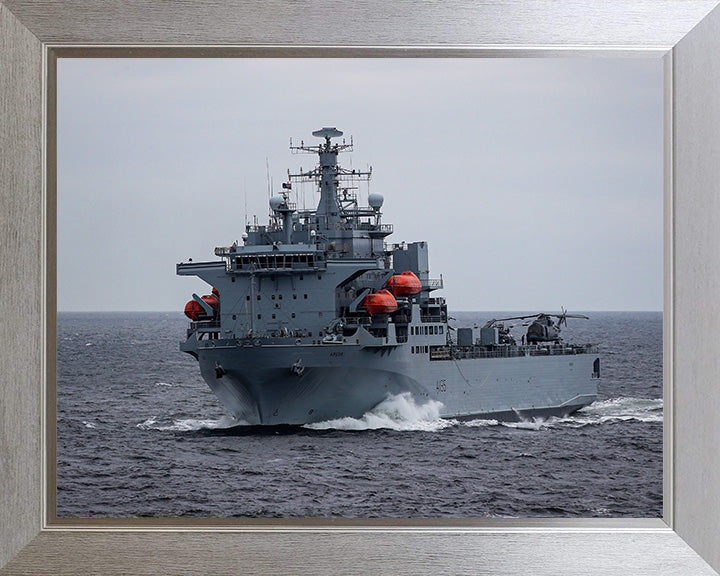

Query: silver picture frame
left=2, top=1, right=720, bottom=574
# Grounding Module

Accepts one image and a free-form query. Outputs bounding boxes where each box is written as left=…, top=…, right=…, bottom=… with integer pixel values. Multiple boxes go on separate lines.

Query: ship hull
left=191, top=340, right=599, bottom=426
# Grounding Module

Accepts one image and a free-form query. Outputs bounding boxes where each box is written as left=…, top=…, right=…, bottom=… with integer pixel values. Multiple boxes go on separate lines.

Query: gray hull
left=192, top=339, right=598, bottom=426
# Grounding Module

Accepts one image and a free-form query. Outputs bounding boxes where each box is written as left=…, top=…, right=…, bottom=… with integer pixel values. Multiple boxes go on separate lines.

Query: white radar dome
left=269, top=195, right=285, bottom=212
left=368, top=193, right=384, bottom=210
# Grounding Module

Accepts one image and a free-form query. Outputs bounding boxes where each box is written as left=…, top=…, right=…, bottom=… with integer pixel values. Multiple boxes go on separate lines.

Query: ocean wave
left=136, top=396, right=661, bottom=434
left=136, top=415, right=246, bottom=431
left=561, top=397, right=663, bottom=427
left=458, top=397, right=662, bottom=431
left=305, top=392, right=451, bottom=432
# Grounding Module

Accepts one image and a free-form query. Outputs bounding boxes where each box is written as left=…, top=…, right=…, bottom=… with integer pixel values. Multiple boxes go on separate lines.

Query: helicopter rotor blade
left=484, top=314, right=542, bottom=326
left=544, top=313, right=589, bottom=320
left=558, top=306, right=567, bottom=327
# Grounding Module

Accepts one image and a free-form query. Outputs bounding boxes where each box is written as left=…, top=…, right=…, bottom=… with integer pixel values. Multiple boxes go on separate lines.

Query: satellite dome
left=368, top=193, right=384, bottom=210
left=269, top=195, right=285, bottom=212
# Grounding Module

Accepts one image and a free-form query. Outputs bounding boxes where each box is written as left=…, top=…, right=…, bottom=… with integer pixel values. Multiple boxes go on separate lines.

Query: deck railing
left=432, top=343, right=598, bottom=361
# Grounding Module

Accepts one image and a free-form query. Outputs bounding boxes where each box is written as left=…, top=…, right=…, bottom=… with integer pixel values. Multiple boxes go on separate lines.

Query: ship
left=177, top=128, right=600, bottom=426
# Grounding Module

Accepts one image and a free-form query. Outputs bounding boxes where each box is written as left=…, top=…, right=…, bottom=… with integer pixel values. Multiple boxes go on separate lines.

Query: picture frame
left=2, top=1, right=720, bottom=574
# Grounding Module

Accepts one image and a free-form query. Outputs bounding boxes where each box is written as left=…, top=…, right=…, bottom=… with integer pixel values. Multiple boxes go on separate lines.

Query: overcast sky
left=57, top=58, right=662, bottom=312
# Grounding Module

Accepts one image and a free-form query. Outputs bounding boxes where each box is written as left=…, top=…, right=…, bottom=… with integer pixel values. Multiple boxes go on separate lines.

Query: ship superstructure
left=178, top=128, right=599, bottom=425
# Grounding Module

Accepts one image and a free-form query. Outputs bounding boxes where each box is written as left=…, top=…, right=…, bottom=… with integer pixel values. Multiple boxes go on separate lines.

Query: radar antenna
left=312, top=127, right=344, bottom=140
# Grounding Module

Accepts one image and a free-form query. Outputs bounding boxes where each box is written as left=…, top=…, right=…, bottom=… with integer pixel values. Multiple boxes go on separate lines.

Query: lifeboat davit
left=361, top=290, right=398, bottom=316
left=184, top=294, right=219, bottom=321
left=386, top=271, right=422, bottom=297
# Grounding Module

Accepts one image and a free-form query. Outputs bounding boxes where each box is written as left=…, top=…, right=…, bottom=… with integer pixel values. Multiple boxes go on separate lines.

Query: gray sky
left=58, top=58, right=662, bottom=312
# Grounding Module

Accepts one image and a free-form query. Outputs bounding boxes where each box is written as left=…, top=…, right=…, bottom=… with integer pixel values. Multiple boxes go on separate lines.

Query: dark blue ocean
left=56, top=311, right=662, bottom=518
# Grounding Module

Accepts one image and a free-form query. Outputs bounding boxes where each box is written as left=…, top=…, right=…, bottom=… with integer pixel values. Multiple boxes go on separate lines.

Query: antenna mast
left=288, top=127, right=371, bottom=229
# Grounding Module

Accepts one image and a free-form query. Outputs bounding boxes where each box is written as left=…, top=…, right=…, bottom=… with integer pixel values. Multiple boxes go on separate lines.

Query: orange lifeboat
left=183, top=294, right=219, bottom=320
left=386, top=271, right=422, bottom=297
left=361, top=290, right=398, bottom=316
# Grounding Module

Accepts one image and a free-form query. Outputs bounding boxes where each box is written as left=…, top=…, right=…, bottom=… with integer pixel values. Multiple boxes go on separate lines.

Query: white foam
left=305, top=392, right=450, bottom=432
left=501, top=418, right=549, bottom=431
left=136, top=417, right=158, bottom=429
left=136, top=415, right=246, bottom=431
left=463, top=418, right=501, bottom=428
left=502, top=397, right=665, bottom=430
left=566, top=397, right=663, bottom=426
left=464, top=416, right=551, bottom=430
left=154, top=382, right=173, bottom=387
left=461, top=397, right=662, bottom=431
left=82, top=420, right=97, bottom=429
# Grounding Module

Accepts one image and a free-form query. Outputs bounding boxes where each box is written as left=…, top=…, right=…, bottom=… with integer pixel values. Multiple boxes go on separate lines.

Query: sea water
left=57, top=311, right=662, bottom=518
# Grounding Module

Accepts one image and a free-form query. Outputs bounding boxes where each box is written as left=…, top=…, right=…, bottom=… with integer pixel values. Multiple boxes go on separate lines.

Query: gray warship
left=178, top=128, right=600, bottom=426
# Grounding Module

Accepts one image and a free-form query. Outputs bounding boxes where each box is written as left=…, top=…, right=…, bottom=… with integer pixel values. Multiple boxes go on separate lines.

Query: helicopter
left=483, top=308, right=589, bottom=344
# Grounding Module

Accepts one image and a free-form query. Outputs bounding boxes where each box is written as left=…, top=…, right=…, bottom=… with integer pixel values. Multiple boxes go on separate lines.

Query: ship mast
left=289, top=127, right=372, bottom=231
